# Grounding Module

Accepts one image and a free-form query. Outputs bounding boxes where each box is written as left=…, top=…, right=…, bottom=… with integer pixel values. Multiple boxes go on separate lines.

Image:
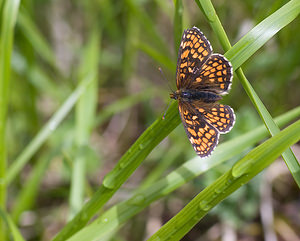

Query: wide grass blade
left=63, top=107, right=300, bottom=241
left=148, top=118, right=300, bottom=240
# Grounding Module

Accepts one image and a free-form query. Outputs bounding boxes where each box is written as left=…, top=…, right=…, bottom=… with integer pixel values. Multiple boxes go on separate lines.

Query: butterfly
left=170, top=27, right=235, bottom=157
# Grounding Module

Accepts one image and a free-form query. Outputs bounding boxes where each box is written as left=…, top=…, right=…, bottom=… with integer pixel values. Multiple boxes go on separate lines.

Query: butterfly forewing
left=176, top=27, right=212, bottom=90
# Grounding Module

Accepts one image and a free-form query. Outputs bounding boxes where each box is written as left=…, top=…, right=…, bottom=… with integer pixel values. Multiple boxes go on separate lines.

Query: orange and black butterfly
left=170, top=27, right=235, bottom=157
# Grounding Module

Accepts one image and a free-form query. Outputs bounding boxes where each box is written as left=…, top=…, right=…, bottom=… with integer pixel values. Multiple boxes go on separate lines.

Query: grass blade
left=63, top=107, right=300, bottom=241
left=5, top=74, right=95, bottom=184
left=69, top=29, right=100, bottom=218
left=0, top=209, right=25, bottom=241
left=148, top=118, right=300, bottom=240
left=0, top=0, right=20, bottom=237
left=197, top=0, right=300, bottom=186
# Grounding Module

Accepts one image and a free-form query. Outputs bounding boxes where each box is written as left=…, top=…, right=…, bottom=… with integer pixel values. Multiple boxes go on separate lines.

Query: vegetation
left=0, top=0, right=299, bottom=240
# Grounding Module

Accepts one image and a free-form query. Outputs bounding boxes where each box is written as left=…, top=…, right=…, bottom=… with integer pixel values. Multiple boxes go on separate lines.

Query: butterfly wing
left=190, top=54, right=233, bottom=94
left=176, top=27, right=213, bottom=90
left=192, top=102, right=235, bottom=134
left=175, top=27, right=235, bottom=157
left=178, top=101, right=219, bottom=157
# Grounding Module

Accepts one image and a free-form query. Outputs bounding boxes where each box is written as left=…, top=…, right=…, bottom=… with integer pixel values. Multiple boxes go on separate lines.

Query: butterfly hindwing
left=193, top=102, right=235, bottom=134
left=178, top=102, right=219, bottom=157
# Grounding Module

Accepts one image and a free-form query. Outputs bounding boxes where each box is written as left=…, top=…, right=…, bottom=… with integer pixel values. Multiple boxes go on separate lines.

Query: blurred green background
left=2, top=0, right=300, bottom=240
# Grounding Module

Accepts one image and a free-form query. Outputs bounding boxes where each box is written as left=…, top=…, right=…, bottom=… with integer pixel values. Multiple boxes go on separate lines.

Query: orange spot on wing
left=182, top=49, right=189, bottom=58
left=180, top=62, right=188, bottom=68
left=188, top=128, right=197, bottom=136
left=194, top=42, right=200, bottom=48
left=217, top=65, right=223, bottom=70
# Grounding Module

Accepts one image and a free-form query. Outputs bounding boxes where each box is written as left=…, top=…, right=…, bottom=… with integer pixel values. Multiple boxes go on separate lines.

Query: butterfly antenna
left=158, top=67, right=174, bottom=93
left=162, top=100, right=172, bottom=120
left=157, top=67, right=175, bottom=120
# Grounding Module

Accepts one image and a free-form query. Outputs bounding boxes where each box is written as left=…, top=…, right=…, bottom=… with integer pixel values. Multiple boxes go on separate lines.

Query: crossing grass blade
left=197, top=0, right=300, bottom=187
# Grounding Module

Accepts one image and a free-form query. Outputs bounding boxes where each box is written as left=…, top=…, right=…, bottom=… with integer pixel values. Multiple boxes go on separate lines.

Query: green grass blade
left=69, top=29, right=100, bottom=219
left=225, top=0, right=300, bottom=70
left=173, top=0, right=183, bottom=54
left=196, top=0, right=232, bottom=50
left=63, top=107, right=300, bottom=241
left=17, top=8, right=57, bottom=69
left=197, top=0, right=300, bottom=186
left=236, top=69, right=300, bottom=186
left=137, top=42, right=176, bottom=72
left=11, top=156, right=51, bottom=222
left=0, top=0, right=20, bottom=237
left=94, top=90, right=157, bottom=127
left=148, top=118, right=300, bottom=241
left=0, top=209, right=25, bottom=241
left=5, top=74, right=95, bottom=185
left=52, top=102, right=181, bottom=241
left=125, top=0, right=171, bottom=57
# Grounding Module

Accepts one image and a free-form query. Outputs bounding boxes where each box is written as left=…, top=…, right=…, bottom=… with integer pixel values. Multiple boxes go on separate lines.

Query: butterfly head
left=170, top=90, right=180, bottom=100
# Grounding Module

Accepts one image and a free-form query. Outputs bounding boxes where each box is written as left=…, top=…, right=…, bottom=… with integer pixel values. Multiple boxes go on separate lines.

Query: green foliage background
left=0, top=0, right=299, bottom=240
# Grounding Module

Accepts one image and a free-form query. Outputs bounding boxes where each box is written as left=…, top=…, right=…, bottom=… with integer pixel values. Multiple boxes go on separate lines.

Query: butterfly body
left=170, top=90, right=221, bottom=103
left=172, top=27, right=235, bottom=157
